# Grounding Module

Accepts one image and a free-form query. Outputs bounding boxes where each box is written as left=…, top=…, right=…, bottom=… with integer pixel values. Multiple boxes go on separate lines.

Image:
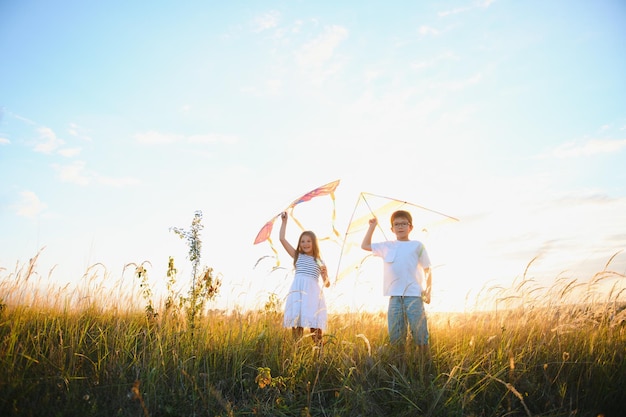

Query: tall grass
left=1, top=255, right=625, bottom=416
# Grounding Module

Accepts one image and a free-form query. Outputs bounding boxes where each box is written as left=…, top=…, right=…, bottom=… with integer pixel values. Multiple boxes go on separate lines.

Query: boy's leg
left=405, top=297, right=432, bottom=372
left=387, top=296, right=408, bottom=346
left=405, top=296, right=428, bottom=346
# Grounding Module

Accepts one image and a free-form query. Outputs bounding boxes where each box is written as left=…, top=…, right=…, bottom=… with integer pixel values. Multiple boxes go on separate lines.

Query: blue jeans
left=388, top=296, right=429, bottom=346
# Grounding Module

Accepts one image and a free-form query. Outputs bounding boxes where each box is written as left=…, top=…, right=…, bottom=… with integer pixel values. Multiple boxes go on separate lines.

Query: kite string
left=332, top=192, right=394, bottom=281
left=362, top=193, right=390, bottom=241
left=333, top=191, right=459, bottom=284
left=333, top=192, right=364, bottom=282
left=363, top=191, right=460, bottom=222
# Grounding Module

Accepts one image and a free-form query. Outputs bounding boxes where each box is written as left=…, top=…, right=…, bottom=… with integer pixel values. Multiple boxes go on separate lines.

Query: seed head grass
left=1, top=254, right=625, bottom=416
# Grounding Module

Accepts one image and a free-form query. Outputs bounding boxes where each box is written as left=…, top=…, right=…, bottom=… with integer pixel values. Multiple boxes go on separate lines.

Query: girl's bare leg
left=292, top=327, right=304, bottom=340
left=311, top=328, right=323, bottom=346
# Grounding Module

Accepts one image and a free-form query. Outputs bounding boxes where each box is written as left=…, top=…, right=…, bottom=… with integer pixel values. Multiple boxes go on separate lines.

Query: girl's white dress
left=283, top=254, right=327, bottom=330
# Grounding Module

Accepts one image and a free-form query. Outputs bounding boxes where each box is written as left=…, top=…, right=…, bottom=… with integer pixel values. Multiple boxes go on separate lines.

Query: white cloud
left=53, top=161, right=90, bottom=185
left=252, top=11, right=280, bottom=32
left=240, top=78, right=283, bottom=97
left=435, top=72, right=482, bottom=91
left=135, top=130, right=238, bottom=145
left=58, top=147, right=82, bottom=157
left=264, top=79, right=282, bottom=95
left=68, top=123, right=92, bottom=141
left=297, top=25, right=348, bottom=66
left=439, top=0, right=496, bottom=17
left=543, top=139, right=626, bottom=159
left=135, top=131, right=184, bottom=144
left=419, top=25, right=440, bottom=36
left=411, top=52, right=458, bottom=70
left=52, top=161, right=140, bottom=187
left=438, top=6, right=471, bottom=17
left=291, top=19, right=304, bottom=34
left=188, top=133, right=238, bottom=144
left=554, top=191, right=613, bottom=206
left=363, top=69, right=382, bottom=83
left=0, top=137, right=10, bottom=145
left=96, top=175, right=141, bottom=187
left=10, top=112, right=36, bottom=126
left=13, top=190, right=47, bottom=218
left=295, top=25, right=348, bottom=83
left=34, top=127, right=64, bottom=153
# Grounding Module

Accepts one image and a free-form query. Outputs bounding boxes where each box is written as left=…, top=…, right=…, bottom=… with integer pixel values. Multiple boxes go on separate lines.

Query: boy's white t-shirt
left=370, top=240, right=431, bottom=297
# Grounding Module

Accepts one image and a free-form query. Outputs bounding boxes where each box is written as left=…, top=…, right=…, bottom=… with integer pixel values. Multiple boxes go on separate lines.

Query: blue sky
left=1, top=0, right=625, bottom=313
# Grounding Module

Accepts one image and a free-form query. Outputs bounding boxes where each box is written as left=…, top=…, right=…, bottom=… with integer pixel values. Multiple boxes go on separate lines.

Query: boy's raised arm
left=361, top=218, right=377, bottom=251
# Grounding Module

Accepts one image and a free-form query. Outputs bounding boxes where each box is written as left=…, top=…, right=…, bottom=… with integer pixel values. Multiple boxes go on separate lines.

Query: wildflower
left=129, top=380, right=141, bottom=400
left=255, top=367, right=272, bottom=389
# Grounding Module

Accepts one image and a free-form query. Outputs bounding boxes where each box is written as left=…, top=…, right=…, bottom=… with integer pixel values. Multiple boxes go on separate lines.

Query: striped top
left=294, top=254, right=322, bottom=280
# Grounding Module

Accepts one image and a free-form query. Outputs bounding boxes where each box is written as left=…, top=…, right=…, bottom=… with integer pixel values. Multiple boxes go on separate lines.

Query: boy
left=361, top=210, right=432, bottom=355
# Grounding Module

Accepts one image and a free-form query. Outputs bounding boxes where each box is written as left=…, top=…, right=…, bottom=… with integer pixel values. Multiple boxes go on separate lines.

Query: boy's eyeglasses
left=393, top=222, right=410, bottom=228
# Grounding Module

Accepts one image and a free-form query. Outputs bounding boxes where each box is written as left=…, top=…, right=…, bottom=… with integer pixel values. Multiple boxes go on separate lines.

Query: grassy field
left=1, top=259, right=625, bottom=416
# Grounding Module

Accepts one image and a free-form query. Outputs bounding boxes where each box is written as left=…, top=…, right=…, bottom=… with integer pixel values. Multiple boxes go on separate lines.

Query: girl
left=279, top=211, right=330, bottom=345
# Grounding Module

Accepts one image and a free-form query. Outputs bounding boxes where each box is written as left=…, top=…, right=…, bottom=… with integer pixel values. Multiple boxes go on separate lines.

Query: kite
left=333, top=191, right=460, bottom=283
left=253, top=179, right=341, bottom=269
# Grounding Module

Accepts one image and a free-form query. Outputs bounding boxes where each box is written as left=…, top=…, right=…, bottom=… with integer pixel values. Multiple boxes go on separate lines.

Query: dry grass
left=1, top=254, right=625, bottom=416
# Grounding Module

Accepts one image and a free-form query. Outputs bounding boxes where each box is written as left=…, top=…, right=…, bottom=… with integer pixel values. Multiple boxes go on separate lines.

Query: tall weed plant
left=169, top=210, right=222, bottom=330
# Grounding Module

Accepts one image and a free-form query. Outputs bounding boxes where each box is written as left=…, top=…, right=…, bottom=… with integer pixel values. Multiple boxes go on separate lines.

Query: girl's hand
left=280, top=212, right=287, bottom=221
left=320, top=264, right=327, bottom=277
left=320, top=265, right=330, bottom=287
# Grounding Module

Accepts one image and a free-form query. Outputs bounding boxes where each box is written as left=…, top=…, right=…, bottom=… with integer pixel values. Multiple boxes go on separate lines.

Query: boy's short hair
left=390, top=210, right=412, bottom=226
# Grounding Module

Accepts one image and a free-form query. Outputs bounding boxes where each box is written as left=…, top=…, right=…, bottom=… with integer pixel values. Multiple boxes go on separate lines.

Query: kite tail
left=288, top=206, right=306, bottom=231
left=316, top=191, right=342, bottom=245
left=267, top=236, right=281, bottom=270
left=331, top=191, right=341, bottom=238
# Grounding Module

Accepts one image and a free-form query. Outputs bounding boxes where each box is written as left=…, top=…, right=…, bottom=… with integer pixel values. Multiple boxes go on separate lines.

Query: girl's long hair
left=294, top=230, right=321, bottom=266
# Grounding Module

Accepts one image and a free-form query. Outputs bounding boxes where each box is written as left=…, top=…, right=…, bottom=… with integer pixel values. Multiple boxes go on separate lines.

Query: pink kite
left=254, top=179, right=340, bottom=245
left=253, top=179, right=341, bottom=268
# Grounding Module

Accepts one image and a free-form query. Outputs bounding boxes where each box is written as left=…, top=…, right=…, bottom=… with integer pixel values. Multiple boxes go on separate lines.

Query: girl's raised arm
left=279, top=212, right=296, bottom=258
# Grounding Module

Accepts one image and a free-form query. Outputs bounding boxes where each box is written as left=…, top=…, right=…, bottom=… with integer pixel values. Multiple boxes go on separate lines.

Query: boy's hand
left=361, top=218, right=377, bottom=251
left=422, top=290, right=431, bottom=304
